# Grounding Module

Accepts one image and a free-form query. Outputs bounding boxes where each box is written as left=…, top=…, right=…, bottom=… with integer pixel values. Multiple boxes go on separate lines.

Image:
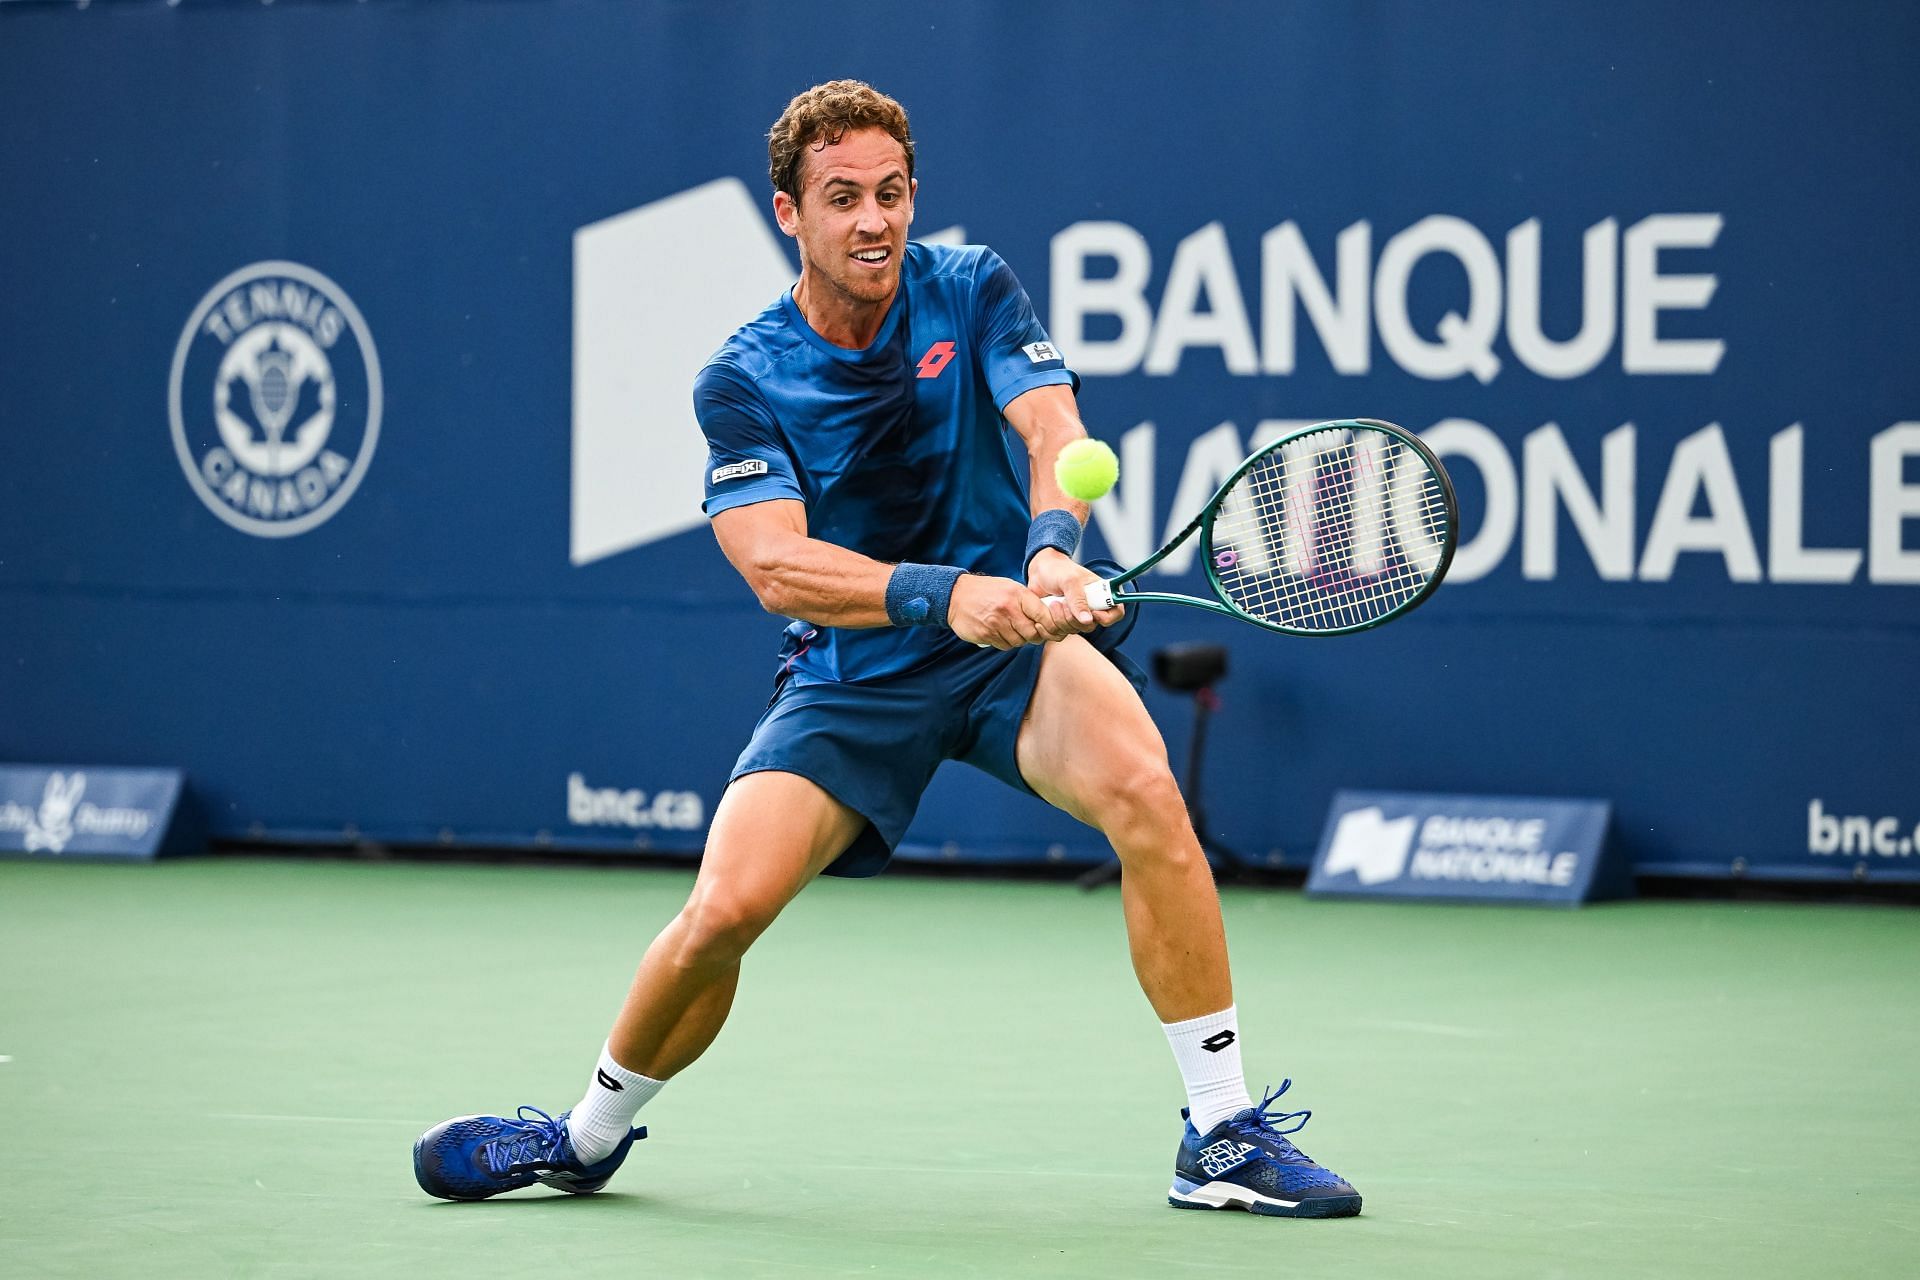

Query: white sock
left=565, top=1042, right=665, bottom=1164
left=1162, top=1005, right=1254, bottom=1136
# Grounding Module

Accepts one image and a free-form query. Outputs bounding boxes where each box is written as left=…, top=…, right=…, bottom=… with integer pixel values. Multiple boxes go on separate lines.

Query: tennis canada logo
left=169, top=261, right=382, bottom=537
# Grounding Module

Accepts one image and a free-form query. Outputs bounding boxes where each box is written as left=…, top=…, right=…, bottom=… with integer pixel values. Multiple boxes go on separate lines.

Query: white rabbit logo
left=24, top=772, right=85, bottom=853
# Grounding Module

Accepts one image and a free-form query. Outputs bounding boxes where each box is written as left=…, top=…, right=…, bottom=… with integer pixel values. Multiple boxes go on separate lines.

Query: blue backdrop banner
left=2, top=1, right=1916, bottom=881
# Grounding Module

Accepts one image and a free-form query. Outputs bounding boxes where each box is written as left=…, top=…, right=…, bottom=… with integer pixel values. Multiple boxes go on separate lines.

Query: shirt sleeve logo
left=711, top=458, right=769, bottom=484
left=1022, top=340, right=1061, bottom=364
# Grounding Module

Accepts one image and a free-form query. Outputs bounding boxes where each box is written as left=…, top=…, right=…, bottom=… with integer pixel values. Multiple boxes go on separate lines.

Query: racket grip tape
left=1036, top=580, right=1115, bottom=611
left=1082, top=580, right=1115, bottom=610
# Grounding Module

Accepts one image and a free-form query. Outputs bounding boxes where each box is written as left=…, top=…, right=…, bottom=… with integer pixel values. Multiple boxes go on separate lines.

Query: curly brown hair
left=767, top=80, right=915, bottom=202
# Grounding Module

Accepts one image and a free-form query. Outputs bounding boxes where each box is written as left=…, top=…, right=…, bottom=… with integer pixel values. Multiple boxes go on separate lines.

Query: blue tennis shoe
left=1168, top=1082, right=1361, bottom=1218
left=413, top=1106, right=643, bottom=1201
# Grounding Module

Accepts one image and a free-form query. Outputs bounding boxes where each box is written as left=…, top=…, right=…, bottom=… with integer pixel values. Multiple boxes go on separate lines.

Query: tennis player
left=414, top=80, right=1359, bottom=1218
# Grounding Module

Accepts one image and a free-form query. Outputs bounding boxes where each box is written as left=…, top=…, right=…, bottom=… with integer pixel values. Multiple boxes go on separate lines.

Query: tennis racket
left=1076, top=418, right=1457, bottom=636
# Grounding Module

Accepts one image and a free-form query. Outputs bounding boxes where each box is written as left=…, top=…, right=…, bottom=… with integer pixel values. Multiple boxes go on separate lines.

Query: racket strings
left=1207, top=430, right=1450, bottom=632
left=1255, top=450, right=1446, bottom=628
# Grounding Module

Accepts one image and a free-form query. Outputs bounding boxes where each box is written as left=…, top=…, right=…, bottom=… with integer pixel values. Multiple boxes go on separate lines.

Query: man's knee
left=674, top=886, right=783, bottom=967
left=1088, top=757, right=1193, bottom=846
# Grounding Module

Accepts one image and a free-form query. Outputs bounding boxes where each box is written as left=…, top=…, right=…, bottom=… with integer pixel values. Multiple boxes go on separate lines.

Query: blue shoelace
left=1228, top=1081, right=1315, bottom=1162
left=481, top=1106, right=570, bottom=1175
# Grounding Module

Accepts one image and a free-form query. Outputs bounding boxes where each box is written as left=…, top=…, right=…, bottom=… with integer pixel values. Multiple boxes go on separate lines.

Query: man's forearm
left=746, top=533, right=898, bottom=628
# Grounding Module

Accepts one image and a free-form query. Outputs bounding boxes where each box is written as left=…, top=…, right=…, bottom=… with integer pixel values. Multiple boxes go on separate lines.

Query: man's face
left=774, top=126, right=915, bottom=309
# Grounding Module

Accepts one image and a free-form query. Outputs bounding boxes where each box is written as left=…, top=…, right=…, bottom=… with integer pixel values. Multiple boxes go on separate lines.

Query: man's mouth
left=851, top=246, right=891, bottom=268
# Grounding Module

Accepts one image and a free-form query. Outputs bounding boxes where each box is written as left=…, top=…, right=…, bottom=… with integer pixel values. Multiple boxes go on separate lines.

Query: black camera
left=1151, top=643, right=1228, bottom=693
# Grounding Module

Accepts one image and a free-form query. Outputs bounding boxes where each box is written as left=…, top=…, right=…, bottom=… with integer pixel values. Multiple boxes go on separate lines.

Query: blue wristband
left=885, top=562, right=966, bottom=628
left=1024, top=508, right=1083, bottom=573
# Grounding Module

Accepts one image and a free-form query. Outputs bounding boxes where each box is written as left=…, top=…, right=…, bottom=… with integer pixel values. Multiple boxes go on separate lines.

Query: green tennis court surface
left=3, top=857, right=1916, bottom=1278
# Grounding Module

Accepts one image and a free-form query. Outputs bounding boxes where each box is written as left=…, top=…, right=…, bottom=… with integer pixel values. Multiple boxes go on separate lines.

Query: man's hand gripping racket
left=1071, top=419, right=1458, bottom=636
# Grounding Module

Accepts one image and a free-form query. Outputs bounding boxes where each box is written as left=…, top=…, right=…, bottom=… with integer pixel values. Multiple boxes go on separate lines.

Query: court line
left=798, top=1159, right=1136, bottom=1181
left=1351, top=1017, right=1504, bottom=1039
left=207, top=1112, right=430, bottom=1127
left=0, top=1055, right=12, bottom=1063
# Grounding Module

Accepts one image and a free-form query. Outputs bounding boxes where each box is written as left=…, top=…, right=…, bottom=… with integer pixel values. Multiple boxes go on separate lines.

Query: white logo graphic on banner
left=1045, top=217, right=1920, bottom=587
left=170, top=261, right=382, bottom=537
left=0, top=770, right=162, bottom=855
left=23, top=772, right=83, bottom=854
left=569, top=180, right=963, bottom=565
left=1322, top=806, right=1417, bottom=885
left=566, top=773, right=705, bottom=831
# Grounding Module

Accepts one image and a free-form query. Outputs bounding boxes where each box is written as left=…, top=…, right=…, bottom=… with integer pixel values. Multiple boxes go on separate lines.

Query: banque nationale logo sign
left=170, top=261, right=382, bottom=537
left=1306, top=790, right=1622, bottom=905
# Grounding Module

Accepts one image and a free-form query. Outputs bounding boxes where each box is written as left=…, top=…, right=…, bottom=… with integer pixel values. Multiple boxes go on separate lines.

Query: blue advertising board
left=0, top=765, right=195, bottom=862
left=1, top=1, right=1916, bottom=880
left=1306, top=791, right=1626, bottom=907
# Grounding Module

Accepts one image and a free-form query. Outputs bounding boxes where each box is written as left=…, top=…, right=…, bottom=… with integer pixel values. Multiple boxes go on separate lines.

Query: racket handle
left=1037, top=581, right=1115, bottom=611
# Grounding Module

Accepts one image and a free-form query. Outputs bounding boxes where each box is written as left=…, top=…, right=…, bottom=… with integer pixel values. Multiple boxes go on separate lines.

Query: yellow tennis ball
left=1055, top=438, right=1120, bottom=502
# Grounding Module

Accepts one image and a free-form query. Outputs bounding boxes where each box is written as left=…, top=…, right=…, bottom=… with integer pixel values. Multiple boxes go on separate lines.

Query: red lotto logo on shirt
left=916, top=340, right=956, bottom=379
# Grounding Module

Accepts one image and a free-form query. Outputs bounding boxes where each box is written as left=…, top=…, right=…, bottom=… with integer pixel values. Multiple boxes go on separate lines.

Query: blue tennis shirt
left=696, top=242, right=1078, bottom=684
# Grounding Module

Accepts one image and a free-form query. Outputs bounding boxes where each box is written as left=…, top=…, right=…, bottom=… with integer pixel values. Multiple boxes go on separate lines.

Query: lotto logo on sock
left=595, top=1068, right=625, bottom=1092
left=1200, top=1030, right=1236, bottom=1053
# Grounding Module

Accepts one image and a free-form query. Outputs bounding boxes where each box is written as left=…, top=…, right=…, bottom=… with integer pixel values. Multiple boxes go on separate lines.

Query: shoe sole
left=1168, top=1177, right=1361, bottom=1218
left=536, top=1173, right=611, bottom=1195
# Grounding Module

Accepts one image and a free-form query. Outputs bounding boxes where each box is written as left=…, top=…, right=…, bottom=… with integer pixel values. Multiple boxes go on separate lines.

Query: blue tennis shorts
left=729, top=577, right=1143, bottom=877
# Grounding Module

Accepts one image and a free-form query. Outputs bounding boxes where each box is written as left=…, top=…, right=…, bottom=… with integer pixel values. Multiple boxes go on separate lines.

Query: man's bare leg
left=563, top=770, right=866, bottom=1157
left=1014, top=636, right=1231, bottom=1023
left=1012, top=635, right=1361, bottom=1216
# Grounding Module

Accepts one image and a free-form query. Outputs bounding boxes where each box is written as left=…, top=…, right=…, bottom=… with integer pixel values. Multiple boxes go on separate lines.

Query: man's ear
left=772, top=190, right=800, bottom=239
